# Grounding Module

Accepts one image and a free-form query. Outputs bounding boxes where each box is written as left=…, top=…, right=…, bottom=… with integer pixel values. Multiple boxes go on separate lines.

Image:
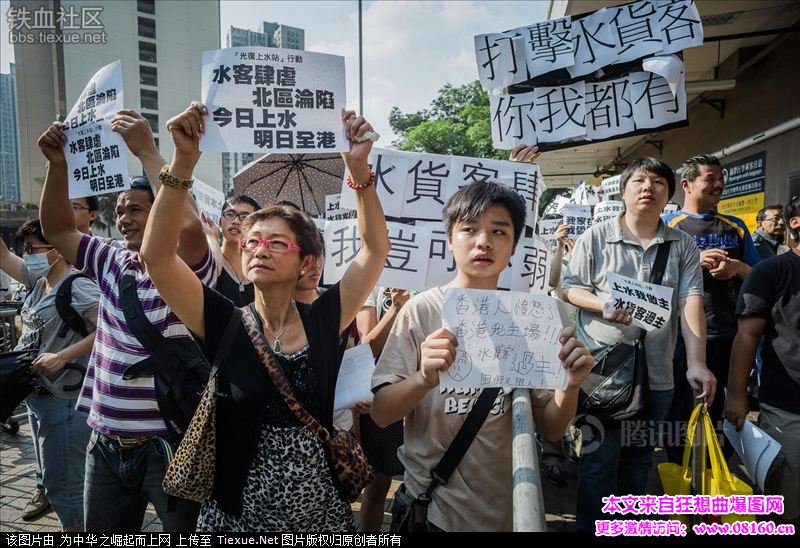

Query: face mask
left=23, top=253, right=52, bottom=280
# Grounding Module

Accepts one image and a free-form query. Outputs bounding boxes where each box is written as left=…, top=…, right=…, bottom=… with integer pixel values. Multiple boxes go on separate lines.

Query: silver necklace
left=264, top=303, right=297, bottom=353
left=222, top=251, right=245, bottom=292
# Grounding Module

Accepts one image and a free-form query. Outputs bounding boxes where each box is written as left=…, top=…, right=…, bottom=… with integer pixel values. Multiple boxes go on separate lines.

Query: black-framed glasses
left=71, top=203, right=90, bottom=211
left=23, top=244, right=54, bottom=255
left=222, top=210, right=250, bottom=221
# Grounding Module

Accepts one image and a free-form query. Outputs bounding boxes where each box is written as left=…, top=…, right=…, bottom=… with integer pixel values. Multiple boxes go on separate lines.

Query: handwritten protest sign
left=192, top=179, right=226, bottom=226
left=441, top=288, right=567, bottom=390
left=601, top=174, right=622, bottom=197
left=333, top=344, right=375, bottom=411
left=562, top=204, right=592, bottom=237
left=340, top=148, right=544, bottom=228
left=63, top=61, right=128, bottom=199
left=662, top=202, right=680, bottom=215
left=607, top=272, right=673, bottom=332
left=201, top=47, right=347, bottom=153
left=594, top=200, right=624, bottom=223
left=415, top=221, right=457, bottom=288
left=510, top=236, right=552, bottom=294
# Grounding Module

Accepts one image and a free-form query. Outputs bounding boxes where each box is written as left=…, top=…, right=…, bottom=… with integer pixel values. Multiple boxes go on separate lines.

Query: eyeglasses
left=71, top=203, right=90, bottom=211
left=762, top=217, right=784, bottom=223
left=222, top=210, right=250, bottom=221
left=239, top=238, right=302, bottom=254
left=23, top=244, right=54, bottom=255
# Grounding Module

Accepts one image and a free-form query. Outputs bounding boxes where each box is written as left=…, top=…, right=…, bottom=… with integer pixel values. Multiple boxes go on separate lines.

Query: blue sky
left=2, top=0, right=549, bottom=141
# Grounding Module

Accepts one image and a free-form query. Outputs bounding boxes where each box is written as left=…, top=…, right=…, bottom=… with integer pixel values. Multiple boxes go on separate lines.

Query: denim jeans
left=26, top=393, right=92, bottom=529
left=84, top=431, right=199, bottom=531
left=576, top=389, right=673, bottom=533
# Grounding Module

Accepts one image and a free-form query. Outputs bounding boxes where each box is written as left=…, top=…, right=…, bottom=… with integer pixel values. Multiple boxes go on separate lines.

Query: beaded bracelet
left=346, top=169, right=376, bottom=190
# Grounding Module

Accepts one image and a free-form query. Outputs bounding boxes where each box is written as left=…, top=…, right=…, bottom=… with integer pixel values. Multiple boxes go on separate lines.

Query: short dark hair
left=678, top=154, right=721, bottom=183
left=15, top=219, right=49, bottom=246
left=241, top=205, right=324, bottom=259
left=275, top=200, right=301, bottom=210
left=619, top=157, right=676, bottom=199
left=756, top=205, right=783, bottom=222
left=442, top=181, right=526, bottom=245
left=785, top=195, right=800, bottom=240
left=124, top=175, right=155, bottom=203
left=76, top=195, right=99, bottom=212
left=222, top=194, right=261, bottom=214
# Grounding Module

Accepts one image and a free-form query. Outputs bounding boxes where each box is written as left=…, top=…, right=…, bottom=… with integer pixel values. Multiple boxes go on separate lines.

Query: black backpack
left=55, top=273, right=90, bottom=338
left=118, top=270, right=238, bottom=440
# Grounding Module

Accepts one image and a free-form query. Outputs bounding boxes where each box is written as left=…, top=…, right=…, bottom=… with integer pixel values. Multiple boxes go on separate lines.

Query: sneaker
left=542, top=464, right=568, bottom=487
left=21, top=489, right=51, bottom=521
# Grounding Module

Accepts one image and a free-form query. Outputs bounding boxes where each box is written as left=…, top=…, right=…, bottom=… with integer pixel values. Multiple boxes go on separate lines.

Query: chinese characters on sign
left=475, top=0, right=702, bottom=149
left=339, top=148, right=545, bottom=229
left=62, top=61, right=128, bottom=198
left=562, top=204, right=593, bottom=237
left=325, top=193, right=355, bottom=221
left=201, top=47, right=347, bottom=153
left=538, top=218, right=562, bottom=247
left=192, top=179, right=226, bottom=226
left=594, top=200, right=625, bottom=223
left=607, top=272, right=673, bottom=332
left=441, top=288, right=567, bottom=390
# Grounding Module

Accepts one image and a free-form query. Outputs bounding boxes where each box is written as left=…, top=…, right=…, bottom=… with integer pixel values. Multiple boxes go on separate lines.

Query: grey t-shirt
left=562, top=214, right=703, bottom=390
left=14, top=270, right=100, bottom=397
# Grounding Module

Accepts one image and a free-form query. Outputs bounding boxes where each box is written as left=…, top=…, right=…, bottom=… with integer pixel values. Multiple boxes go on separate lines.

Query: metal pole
left=358, top=0, right=364, bottom=115
left=512, top=388, right=547, bottom=532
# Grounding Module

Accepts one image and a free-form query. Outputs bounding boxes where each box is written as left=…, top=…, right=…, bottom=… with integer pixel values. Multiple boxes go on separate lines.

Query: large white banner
left=339, top=148, right=545, bottom=229
left=440, top=288, right=567, bottom=390
left=201, top=47, right=347, bottom=153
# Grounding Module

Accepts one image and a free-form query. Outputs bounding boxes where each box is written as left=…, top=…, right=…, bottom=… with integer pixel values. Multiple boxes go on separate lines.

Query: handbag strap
left=241, top=305, right=330, bottom=441
left=423, top=386, right=501, bottom=500
left=210, top=307, right=242, bottom=397
left=649, top=241, right=672, bottom=285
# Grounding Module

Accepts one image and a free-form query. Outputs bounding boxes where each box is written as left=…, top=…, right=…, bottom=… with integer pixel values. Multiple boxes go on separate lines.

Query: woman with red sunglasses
left=140, top=103, right=389, bottom=531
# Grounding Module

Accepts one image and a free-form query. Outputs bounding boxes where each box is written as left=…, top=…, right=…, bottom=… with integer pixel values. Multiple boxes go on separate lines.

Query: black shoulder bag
left=390, top=386, right=501, bottom=533
left=55, top=273, right=90, bottom=338
left=119, top=270, right=212, bottom=439
left=578, top=242, right=671, bottom=425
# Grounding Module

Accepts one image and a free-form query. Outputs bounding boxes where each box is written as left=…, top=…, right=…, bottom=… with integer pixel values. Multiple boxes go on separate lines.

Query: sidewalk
left=1, top=409, right=669, bottom=533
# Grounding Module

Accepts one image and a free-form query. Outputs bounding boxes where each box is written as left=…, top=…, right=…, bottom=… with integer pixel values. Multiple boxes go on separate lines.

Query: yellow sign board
left=717, top=192, right=764, bottom=234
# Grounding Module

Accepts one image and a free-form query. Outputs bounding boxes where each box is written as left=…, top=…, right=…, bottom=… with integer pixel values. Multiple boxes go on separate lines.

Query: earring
left=300, top=270, right=305, bottom=275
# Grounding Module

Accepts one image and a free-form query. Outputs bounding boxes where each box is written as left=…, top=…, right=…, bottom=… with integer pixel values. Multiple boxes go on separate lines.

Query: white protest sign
left=585, top=76, right=636, bottom=141
left=441, top=288, right=567, bottom=391
left=568, top=7, right=618, bottom=78
left=593, top=200, right=624, bottom=223
left=64, top=60, right=123, bottom=129
left=533, top=82, right=587, bottom=143
left=65, top=121, right=129, bottom=199
left=607, top=272, right=673, bottom=332
left=562, top=204, right=592, bottom=237
left=323, top=219, right=430, bottom=292
left=662, top=202, right=679, bottom=215
left=657, top=0, right=704, bottom=55
left=490, top=92, right=537, bottom=149
left=630, top=69, right=687, bottom=130
left=474, top=31, right=527, bottom=91
left=510, top=236, right=552, bottom=294
left=538, top=218, right=562, bottom=247
left=312, top=217, right=327, bottom=232
left=601, top=174, right=621, bottom=197
left=192, top=179, right=225, bottom=226
left=333, top=344, right=375, bottom=411
left=416, top=221, right=457, bottom=288
left=325, top=193, right=353, bottom=221
left=341, top=148, right=546, bottom=228
left=201, top=47, right=347, bottom=153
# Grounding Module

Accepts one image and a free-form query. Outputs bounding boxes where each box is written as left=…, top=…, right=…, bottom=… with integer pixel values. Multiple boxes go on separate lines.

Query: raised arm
left=140, top=104, right=207, bottom=339
left=111, top=109, right=208, bottom=267
left=38, top=124, right=83, bottom=265
left=0, top=238, right=27, bottom=286
left=338, top=111, right=391, bottom=334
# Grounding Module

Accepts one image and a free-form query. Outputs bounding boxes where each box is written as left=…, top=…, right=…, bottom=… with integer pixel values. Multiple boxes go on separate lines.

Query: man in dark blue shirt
left=662, top=154, right=760, bottom=462
left=753, top=205, right=788, bottom=260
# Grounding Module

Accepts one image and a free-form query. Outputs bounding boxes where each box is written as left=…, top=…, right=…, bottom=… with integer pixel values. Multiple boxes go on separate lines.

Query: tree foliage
left=389, top=81, right=506, bottom=160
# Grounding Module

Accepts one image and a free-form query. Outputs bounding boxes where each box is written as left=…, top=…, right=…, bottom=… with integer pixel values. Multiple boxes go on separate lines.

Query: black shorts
left=358, top=413, right=404, bottom=476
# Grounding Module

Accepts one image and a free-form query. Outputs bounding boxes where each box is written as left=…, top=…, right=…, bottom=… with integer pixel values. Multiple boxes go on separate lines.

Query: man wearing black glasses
left=753, top=205, right=789, bottom=260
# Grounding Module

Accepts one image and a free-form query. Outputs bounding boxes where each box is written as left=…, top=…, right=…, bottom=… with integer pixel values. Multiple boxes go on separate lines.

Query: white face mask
left=23, top=252, right=52, bottom=280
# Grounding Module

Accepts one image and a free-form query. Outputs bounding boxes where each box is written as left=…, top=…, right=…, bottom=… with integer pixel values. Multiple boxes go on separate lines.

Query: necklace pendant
left=273, top=338, right=282, bottom=353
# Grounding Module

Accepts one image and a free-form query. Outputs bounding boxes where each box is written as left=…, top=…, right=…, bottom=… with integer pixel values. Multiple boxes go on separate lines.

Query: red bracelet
left=346, top=170, right=376, bottom=190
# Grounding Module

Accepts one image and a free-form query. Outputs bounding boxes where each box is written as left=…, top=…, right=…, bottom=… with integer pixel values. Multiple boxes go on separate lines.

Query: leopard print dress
left=197, top=346, right=356, bottom=532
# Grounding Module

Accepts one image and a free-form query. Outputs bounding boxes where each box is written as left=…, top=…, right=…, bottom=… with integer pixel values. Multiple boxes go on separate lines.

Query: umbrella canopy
left=233, top=153, right=345, bottom=218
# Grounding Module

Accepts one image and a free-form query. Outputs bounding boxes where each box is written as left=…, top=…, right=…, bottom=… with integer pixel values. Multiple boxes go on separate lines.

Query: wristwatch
left=158, top=164, right=194, bottom=190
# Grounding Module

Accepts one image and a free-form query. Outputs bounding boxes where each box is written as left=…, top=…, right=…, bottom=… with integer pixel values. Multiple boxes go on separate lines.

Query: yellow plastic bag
left=658, top=404, right=755, bottom=525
